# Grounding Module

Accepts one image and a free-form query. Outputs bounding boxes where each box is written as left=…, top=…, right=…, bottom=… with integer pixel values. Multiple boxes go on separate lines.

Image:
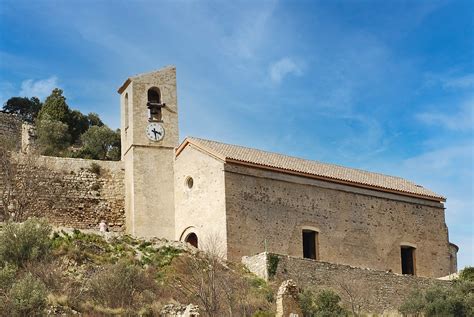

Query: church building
left=118, top=66, right=458, bottom=278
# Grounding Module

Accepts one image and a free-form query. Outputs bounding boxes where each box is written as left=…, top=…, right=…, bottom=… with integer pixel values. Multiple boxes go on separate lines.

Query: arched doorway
left=185, top=232, right=198, bottom=248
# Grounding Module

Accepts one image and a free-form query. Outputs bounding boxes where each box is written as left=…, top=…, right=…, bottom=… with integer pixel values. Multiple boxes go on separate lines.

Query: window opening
left=124, top=93, right=129, bottom=130
left=186, top=177, right=194, bottom=189
left=303, top=230, right=318, bottom=260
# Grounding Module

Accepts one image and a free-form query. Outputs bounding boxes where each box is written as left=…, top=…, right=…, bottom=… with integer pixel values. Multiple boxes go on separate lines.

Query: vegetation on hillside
left=299, top=289, right=349, bottom=317
left=2, top=89, right=120, bottom=160
left=399, top=267, right=474, bottom=317
left=0, top=219, right=275, bottom=316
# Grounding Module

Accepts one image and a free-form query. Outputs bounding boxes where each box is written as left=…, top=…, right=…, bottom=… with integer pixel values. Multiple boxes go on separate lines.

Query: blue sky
left=1, top=0, right=473, bottom=269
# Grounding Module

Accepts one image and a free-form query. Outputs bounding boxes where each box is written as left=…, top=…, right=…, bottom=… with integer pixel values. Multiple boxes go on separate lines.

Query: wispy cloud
left=423, top=73, right=474, bottom=91
left=269, top=57, right=304, bottom=84
left=416, top=98, right=474, bottom=131
left=443, top=74, right=474, bottom=89
left=19, top=76, right=58, bottom=100
left=403, top=143, right=472, bottom=171
left=221, top=1, right=277, bottom=60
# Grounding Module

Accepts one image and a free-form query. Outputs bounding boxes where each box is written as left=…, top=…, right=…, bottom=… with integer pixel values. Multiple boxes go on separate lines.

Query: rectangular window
left=401, top=246, right=416, bottom=275
left=303, top=230, right=318, bottom=260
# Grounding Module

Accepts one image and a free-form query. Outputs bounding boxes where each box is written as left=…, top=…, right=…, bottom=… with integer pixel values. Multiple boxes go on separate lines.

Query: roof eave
left=117, top=78, right=131, bottom=94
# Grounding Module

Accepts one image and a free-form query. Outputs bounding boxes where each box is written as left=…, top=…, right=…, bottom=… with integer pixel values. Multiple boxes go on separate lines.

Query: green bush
left=267, top=254, right=280, bottom=278
left=7, top=273, right=48, bottom=317
left=459, top=266, right=474, bottom=282
left=87, top=260, right=157, bottom=309
left=299, top=289, right=348, bottom=317
left=0, top=264, right=17, bottom=293
left=399, top=272, right=474, bottom=317
left=0, top=218, right=52, bottom=267
left=88, top=162, right=101, bottom=175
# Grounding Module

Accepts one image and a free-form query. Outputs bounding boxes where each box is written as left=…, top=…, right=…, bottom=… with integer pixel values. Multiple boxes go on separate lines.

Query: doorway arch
left=185, top=232, right=198, bottom=248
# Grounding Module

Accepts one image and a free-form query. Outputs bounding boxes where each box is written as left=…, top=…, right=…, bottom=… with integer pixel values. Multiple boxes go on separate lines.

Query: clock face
left=146, top=122, right=165, bottom=141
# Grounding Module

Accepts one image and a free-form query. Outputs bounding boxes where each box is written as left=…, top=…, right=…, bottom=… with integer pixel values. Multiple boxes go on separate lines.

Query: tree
left=37, top=88, right=70, bottom=123
left=2, top=97, right=42, bottom=122
left=87, top=112, right=104, bottom=127
left=68, top=110, right=89, bottom=144
left=399, top=267, right=474, bottom=317
left=36, top=117, right=71, bottom=156
left=79, top=125, right=120, bottom=160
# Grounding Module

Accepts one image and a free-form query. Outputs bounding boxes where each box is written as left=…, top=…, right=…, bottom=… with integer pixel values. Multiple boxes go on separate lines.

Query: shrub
left=0, top=264, right=17, bottom=293
left=87, top=260, right=157, bottom=309
left=267, top=254, right=279, bottom=278
left=459, top=266, right=474, bottom=282
left=0, top=218, right=52, bottom=267
left=399, top=279, right=474, bottom=317
left=25, top=260, right=65, bottom=294
left=299, top=289, right=348, bottom=317
left=7, top=273, right=48, bottom=317
left=88, top=162, right=101, bottom=175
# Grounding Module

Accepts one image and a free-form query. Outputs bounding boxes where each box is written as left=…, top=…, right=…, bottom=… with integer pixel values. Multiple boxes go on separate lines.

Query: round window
left=185, top=177, right=194, bottom=189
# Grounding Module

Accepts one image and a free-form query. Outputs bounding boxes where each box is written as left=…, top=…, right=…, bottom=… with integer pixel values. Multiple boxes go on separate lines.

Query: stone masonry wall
left=6, top=155, right=125, bottom=230
left=0, top=112, right=22, bottom=149
left=243, top=252, right=451, bottom=315
left=225, top=163, right=451, bottom=278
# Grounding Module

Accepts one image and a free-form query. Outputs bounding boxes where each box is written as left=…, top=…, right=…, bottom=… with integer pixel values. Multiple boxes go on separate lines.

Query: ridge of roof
left=177, top=136, right=445, bottom=202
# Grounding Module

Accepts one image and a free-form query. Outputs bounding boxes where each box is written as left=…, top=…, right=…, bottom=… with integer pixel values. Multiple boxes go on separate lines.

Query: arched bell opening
left=147, top=87, right=163, bottom=122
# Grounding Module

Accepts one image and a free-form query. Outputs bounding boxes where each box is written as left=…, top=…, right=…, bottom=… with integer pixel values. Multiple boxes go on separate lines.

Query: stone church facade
left=118, top=66, right=457, bottom=278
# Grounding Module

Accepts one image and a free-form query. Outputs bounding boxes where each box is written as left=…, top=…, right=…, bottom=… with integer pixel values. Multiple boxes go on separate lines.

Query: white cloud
left=19, top=76, right=58, bottom=100
left=416, top=98, right=474, bottom=131
left=443, top=74, right=474, bottom=89
left=269, top=57, right=303, bottom=84
left=221, top=1, right=277, bottom=60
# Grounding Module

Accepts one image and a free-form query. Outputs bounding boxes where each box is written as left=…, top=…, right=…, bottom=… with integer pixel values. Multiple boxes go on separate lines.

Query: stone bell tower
left=118, top=66, right=178, bottom=239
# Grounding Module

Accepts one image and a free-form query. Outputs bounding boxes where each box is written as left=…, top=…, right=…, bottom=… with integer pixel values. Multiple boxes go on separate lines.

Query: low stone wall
left=243, top=252, right=451, bottom=315
left=6, top=155, right=125, bottom=231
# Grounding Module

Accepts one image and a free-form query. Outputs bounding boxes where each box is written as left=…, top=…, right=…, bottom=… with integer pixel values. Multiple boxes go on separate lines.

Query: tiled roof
left=177, top=137, right=445, bottom=202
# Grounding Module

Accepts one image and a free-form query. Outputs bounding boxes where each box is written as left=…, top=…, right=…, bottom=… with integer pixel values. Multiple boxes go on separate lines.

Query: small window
left=185, top=177, right=194, bottom=189
left=124, top=93, right=129, bottom=130
left=401, top=246, right=416, bottom=275
left=303, top=230, right=318, bottom=260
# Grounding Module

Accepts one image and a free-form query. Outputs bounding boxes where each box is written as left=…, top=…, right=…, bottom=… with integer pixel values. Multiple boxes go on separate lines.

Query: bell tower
left=118, top=66, right=178, bottom=239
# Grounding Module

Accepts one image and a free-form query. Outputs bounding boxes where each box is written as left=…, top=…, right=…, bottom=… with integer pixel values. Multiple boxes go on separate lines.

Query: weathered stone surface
left=244, top=252, right=451, bottom=315
left=174, top=144, right=227, bottom=252
left=225, top=163, right=452, bottom=277
left=120, top=66, right=178, bottom=239
left=0, top=112, right=22, bottom=149
left=161, top=303, right=199, bottom=317
left=8, top=155, right=125, bottom=230
left=276, top=280, right=303, bottom=317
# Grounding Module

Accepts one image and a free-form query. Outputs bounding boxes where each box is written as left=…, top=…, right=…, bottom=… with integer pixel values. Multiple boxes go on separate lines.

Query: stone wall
left=243, top=252, right=451, bottom=315
left=174, top=144, right=228, bottom=252
left=0, top=112, right=22, bottom=149
left=225, top=163, right=452, bottom=277
left=6, top=155, right=125, bottom=230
